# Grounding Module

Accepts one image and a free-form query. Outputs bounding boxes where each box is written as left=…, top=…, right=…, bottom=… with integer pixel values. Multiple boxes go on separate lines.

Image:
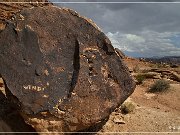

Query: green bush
left=133, top=65, right=140, bottom=73
left=121, top=102, right=135, bottom=114
left=135, top=74, right=145, bottom=85
left=149, top=80, right=170, bottom=93
left=156, top=63, right=168, bottom=68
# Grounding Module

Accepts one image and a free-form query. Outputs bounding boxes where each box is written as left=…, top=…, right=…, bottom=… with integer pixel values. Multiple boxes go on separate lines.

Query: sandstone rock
left=170, top=72, right=180, bottom=82
left=149, top=68, right=171, bottom=74
left=0, top=5, right=135, bottom=133
left=149, top=69, right=180, bottom=82
left=132, top=72, right=161, bottom=80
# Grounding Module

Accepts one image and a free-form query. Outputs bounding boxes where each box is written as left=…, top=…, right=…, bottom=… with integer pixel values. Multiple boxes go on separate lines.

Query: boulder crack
left=69, top=39, right=80, bottom=97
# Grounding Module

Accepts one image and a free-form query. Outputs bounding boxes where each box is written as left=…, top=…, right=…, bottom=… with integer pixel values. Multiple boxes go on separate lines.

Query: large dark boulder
left=0, top=5, right=135, bottom=132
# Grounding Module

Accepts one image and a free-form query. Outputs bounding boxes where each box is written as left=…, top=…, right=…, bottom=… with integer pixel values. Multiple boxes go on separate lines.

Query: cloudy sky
left=50, top=0, right=180, bottom=57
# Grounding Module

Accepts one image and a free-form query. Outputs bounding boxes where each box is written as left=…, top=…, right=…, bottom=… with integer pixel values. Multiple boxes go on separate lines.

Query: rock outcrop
left=0, top=3, right=135, bottom=133
left=115, top=48, right=126, bottom=59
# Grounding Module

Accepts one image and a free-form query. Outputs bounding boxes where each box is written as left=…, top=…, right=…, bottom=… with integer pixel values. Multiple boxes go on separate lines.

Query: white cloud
left=107, top=31, right=180, bottom=57
left=50, top=1, right=180, bottom=57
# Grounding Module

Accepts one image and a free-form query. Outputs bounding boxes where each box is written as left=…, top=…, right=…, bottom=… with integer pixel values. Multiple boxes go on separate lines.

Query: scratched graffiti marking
left=23, top=85, right=45, bottom=91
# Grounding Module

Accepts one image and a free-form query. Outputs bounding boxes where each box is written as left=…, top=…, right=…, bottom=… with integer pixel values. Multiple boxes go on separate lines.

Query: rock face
left=0, top=5, right=135, bottom=133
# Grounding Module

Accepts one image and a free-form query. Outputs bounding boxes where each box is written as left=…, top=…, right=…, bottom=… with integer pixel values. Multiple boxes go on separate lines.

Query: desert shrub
left=150, top=63, right=167, bottom=68
left=120, top=102, right=135, bottom=114
left=170, top=64, right=179, bottom=68
left=149, top=79, right=170, bottom=93
left=133, top=65, right=140, bottom=73
left=141, top=69, right=149, bottom=73
left=135, top=74, right=145, bottom=85
left=156, top=63, right=168, bottom=68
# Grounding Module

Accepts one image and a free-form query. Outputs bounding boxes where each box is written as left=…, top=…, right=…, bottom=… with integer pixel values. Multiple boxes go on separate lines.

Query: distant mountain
left=142, top=56, right=180, bottom=66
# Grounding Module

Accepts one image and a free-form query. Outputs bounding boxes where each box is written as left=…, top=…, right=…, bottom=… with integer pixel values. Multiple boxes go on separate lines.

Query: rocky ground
left=95, top=57, right=180, bottom=134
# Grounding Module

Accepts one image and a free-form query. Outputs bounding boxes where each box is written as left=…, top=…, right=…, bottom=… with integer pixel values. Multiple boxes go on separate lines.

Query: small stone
left=113, top=117, right=125, bottom=124
left=144, top=93, right=156, bottom=99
